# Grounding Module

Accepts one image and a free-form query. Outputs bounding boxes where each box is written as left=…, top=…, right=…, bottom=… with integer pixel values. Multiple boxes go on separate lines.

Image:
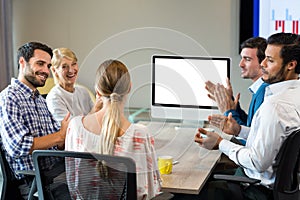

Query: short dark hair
left=267, top=32, right=300, bottom=46
left=240, top=37, right=267, bottom=63
left=17, top=42, right=53, bottom=69
left=267, top=33, right=300, bottom=74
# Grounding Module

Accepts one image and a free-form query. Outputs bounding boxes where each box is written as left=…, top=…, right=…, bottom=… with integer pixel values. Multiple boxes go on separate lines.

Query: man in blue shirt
left=206, top=37, right=267, bottom=127
left=0, top=42, right=70, bottom=199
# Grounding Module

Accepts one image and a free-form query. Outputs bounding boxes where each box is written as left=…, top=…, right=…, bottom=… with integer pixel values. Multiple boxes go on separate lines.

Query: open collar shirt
left=246, top=78, right=269, bottom=127
left=219, top=80, right=300, bottom=187
left=0, top=78, right=60, bottom=179
left=248, top=77, right=264, bottom=95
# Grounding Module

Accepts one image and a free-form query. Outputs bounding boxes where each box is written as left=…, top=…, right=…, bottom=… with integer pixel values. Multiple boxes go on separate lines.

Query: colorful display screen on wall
left=240, top=0, right=299, bottom=46
left=255, top=0, right=300, bottom=38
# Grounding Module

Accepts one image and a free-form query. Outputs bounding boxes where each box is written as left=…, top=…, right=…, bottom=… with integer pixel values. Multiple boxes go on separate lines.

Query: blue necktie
left=247, top=82, right=269, bottom=127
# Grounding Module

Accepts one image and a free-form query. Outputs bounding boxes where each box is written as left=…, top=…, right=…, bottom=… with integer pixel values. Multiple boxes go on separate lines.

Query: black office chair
left=272, top=129, right=300, bottom=200
left=33, top=150, right=174, bottom=200
left=33, top=150, right=137, bottom=200
left=0, top=146, right=36, bottom=200
left=0, top=146, right=22, bottom=199
left=213, top=129, right=300, bottom=200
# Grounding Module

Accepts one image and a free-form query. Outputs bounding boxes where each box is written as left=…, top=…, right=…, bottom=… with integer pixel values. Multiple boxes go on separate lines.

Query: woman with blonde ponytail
left=65, top=59, right=161, bottom=199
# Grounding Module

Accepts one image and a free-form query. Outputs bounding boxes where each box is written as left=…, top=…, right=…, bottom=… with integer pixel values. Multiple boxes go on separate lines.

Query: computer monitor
left=151, top=55, right=231, bottom=124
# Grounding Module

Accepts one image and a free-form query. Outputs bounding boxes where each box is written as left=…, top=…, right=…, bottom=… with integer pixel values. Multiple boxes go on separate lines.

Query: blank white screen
left=153, top=56, right=229, bottom=108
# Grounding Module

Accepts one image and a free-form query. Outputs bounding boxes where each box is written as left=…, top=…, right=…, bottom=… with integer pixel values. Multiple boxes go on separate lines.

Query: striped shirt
left=0, top=78, right=60, bottom=179
left=65, top=117, right=161, bottom=200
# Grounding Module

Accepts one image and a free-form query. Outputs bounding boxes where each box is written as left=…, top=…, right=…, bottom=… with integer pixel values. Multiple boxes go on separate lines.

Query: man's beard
left=24, top=64, right=48, bottom=88
left=262, top=64, right=287, bottom=84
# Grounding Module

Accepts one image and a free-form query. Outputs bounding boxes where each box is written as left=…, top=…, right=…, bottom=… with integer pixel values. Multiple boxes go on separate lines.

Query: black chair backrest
left=32, top=150, right=137, bottom=200
left=273, top=129, right=300, bottom=200
left=0, top=146, right=23, bottom=199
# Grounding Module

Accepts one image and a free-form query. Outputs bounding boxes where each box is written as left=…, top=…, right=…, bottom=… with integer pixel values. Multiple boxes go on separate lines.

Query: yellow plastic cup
left=158, top=156, right=173, bottom=174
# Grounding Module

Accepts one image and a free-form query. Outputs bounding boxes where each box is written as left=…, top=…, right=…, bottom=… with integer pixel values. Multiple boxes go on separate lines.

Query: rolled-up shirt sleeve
left=1, top=95, right=34, bottom=158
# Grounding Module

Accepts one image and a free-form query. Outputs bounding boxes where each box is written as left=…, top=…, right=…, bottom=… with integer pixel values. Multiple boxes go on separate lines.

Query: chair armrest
left=213, top=174, right=261, bottom=184
left=16, top=170, right=35, bottom=176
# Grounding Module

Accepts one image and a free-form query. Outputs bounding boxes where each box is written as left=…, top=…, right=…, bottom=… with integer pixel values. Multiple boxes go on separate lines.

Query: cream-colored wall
left=12, top=0, right=252, bottom=110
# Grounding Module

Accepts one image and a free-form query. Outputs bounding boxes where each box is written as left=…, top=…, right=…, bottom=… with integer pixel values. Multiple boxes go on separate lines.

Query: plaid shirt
left=0, top=78, right=60, bottom=179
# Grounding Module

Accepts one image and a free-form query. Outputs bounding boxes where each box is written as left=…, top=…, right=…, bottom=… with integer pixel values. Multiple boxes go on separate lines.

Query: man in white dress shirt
left=195, top=32, right=300, bottom=200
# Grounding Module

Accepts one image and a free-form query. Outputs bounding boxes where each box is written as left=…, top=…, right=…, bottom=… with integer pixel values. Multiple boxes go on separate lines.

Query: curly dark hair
left=17, top=42, right=53, bottom=69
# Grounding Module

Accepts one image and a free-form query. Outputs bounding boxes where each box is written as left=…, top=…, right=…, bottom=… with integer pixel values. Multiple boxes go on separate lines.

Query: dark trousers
left=173, top=167, right=273, bottom=200
left=17, top=176, right=35, bottom=200
left=206, top=167, right=273, bottom=200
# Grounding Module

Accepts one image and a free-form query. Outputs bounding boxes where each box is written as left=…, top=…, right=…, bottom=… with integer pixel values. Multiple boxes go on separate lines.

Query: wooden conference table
left=139, top=121, right=222, bottom=195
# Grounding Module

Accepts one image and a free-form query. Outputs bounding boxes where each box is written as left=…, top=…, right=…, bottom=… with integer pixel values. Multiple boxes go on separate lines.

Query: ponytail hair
left=95, top=60, right=131, bottom=155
